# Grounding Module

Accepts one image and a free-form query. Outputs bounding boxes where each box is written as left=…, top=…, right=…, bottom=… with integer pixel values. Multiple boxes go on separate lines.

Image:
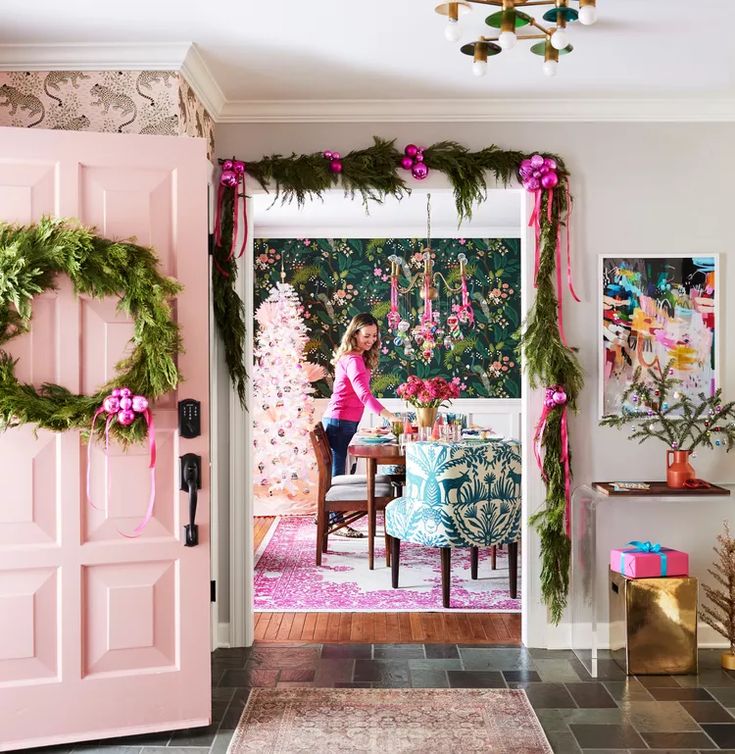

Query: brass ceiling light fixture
left=435, top=0, right=599, bottom=78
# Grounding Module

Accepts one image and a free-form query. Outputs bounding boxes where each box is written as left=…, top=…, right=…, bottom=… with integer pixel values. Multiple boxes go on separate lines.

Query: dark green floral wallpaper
left=254, top=238, right=521, bottom=399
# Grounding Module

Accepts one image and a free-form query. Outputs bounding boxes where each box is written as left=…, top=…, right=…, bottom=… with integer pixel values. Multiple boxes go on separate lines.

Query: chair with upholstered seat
left=385, top=439, right=521, bottom=608
left=310, top=425, right=397, bottom=566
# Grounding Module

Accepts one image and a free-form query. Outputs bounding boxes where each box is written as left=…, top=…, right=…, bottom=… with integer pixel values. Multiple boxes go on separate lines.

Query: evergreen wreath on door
left=0, top=218, right=182, bottom=445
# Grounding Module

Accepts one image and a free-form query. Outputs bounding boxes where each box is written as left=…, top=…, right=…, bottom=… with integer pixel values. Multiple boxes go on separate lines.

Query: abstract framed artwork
left=600, top=254, right=718, bottom=418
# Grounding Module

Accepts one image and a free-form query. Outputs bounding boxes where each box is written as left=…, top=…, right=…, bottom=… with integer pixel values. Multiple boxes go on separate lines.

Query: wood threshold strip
left=252, top=516, right=521, bottom=644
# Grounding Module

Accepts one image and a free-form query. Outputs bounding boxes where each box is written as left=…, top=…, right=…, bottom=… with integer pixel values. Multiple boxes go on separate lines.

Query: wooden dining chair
left=309, top=425, right=396, bottom=566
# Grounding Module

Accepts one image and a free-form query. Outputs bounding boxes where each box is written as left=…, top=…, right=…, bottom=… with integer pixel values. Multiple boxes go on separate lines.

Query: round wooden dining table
left=348, top=442, right=406, bottom=570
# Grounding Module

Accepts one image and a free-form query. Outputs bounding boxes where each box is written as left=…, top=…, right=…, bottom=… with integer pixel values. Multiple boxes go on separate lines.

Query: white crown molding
left=0, top=43, right=732, bottom=123
left=180, top=44, right=226, bottom=122
left=0, top=42, right=192, bottom=71
left=218, top=97, right=735, bottom=123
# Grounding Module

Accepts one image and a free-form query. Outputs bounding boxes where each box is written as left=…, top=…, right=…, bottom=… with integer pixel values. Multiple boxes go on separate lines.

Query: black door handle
left=180, top=454, right=202, bottom=547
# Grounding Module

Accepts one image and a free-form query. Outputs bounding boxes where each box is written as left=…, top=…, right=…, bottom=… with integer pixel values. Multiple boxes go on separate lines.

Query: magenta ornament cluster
left=101, top=386, right=149, bottom=426
left=519, top=154, right=559, bottom=191
left=400, top=144, right=429, bottom=181
left=219, top=159, right=246, bottom=188
left=322, top=150, right=343, bottom=174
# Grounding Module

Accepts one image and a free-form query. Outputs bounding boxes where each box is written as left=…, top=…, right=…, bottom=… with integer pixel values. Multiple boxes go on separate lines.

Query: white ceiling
left=253, top=188, right=522, bottom=236
left=0, top=0, right=733, bottom=120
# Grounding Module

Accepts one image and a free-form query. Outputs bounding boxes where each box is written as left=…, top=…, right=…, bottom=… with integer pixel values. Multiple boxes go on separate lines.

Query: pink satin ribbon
left=87, top=404, right=157, bottom=538
left=213, top=161, right=248, bottom=277
left=533, top=388, right=573, bottom=539
left=529, top=184, right=580, bottom=347
left=529, top=189, right=542, bottom=286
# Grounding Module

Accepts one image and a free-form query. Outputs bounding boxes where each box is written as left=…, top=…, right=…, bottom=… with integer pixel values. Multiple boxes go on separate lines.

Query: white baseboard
left=582, top=621, right=728, bottom=650
left=217, top=622, right=231, bottom=649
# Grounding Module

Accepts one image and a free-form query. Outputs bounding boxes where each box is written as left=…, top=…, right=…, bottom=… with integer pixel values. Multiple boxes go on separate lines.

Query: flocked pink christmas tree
left=252, top=282, right=324, bottom=495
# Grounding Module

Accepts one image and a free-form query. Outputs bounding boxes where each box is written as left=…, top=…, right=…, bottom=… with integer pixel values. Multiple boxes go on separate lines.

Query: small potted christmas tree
left=600, top=361, right=735, bottom=487
left=700, top=523, right=735, bottom=669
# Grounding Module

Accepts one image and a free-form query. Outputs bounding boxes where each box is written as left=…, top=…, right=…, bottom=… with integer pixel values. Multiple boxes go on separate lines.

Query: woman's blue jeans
left=322, top=417, right=359, bottom=523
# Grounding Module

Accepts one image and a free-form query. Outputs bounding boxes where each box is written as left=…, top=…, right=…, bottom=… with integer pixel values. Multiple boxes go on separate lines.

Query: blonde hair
left=331, top=313, right=381, bottom=371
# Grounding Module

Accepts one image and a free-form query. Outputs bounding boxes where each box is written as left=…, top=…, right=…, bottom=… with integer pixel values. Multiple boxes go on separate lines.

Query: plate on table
left=354, top=435, right=394, bottom=444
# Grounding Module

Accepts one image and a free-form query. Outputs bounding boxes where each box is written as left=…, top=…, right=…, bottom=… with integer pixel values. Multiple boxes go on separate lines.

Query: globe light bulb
left=578, top=5, right=597, bottom=25
left=498, top=30, right=517, bottom=50
left=444, top=20, right=462, bottom=42
left=543, top=59, right=558, bottom=77
left=550, top=28, right=569, bottom=50
left=472, top=59, right=488, bottom=77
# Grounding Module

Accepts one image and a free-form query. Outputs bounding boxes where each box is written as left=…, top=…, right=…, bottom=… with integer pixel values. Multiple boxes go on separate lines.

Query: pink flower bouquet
left=396, top=375, right=463, bottom=408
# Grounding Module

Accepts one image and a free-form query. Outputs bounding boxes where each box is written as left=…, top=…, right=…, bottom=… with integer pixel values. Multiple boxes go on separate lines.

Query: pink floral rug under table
left=254, top=516, right=521, bottom=612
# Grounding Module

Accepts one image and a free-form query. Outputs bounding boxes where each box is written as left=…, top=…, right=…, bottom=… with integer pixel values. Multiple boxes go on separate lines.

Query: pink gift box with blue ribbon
left=610, top=541, right=689, bottom=579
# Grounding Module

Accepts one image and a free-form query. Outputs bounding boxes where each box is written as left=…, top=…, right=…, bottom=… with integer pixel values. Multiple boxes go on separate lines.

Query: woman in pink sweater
left=322, top=313, right=400, bottom=537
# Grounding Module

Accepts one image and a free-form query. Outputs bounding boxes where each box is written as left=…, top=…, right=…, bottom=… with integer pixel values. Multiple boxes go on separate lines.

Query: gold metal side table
left=609, top=568, right=698, bottom=675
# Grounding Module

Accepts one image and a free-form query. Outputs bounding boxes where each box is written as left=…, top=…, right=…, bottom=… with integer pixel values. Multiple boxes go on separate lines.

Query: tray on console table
left=593, top=481, right=731, bottom=496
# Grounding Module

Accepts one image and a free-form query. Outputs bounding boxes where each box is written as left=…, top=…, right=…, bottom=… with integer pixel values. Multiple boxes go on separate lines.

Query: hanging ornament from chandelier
left=386, top=193, right=476, bottom=363
left=434, top=0, right=599, bottom=78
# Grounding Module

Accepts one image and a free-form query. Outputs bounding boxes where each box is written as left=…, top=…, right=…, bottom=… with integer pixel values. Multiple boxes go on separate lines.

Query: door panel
left=0, top=126, right=210, bottom=751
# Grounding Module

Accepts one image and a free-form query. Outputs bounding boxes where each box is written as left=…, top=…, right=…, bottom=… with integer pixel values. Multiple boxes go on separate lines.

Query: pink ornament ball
left=103, top=396, right=120, bottom=414
left=331, top=152, right=341, bottom=161
left=411, top=162, right=429, bottom=180
left=232, top=160, right=246, bottom=174
left=414, top=151, right=424, bottom=163
left=323, top=150, right=333, bottom=160
left=222, top=159, right=234, bottom=171
left=111, top=388, right=121, bottom=397
left=530, top=154, right=545, bottom=169
left=329, top=160, right=343, bottom=174
left=404, top=144, right=419, bottom=158
left=544, top=157, right=557, bottom=171
left=552, top=389, right=567, bottom=405
left=533, top=170, right=542, bottom=179
left=132, top=395, right=148, bottom=412
left=120, top=387, right=132, bottom=398
left=541, top=172, right=559, bottom=189
left=119, top=396, right=133, bottom=411
left=117, top=408, right=136, bottom=426
left=524, top=177, right=540, bottom=191
left=220, top=169, right=239, bottom=188
left=519, top=158, right=533, bottom=175
left=400, top=156, right=414, bottom=170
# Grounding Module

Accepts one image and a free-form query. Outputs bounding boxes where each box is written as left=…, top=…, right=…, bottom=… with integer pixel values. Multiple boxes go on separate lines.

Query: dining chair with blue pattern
left=384, top=440, right=521, bottom=608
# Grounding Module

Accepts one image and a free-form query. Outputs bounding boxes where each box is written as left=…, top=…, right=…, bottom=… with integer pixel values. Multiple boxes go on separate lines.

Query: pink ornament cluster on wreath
left=544, top=385, right=567, bottom=408
left=400, top=144, right=429, bottom=180
left=323, top=150, right=343, bottom=174
left=102, top=387, right=149, bottom=426
left=396, top=375, right=463, bottom=408
left=219, top=159, right=246, bottom=187
left=519, top=153, right=558, bottom=191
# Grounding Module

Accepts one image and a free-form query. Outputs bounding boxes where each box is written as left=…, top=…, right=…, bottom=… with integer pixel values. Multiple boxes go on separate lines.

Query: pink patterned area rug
left=254, top=516, right=521, bottom=612
left=228, top=688, right=551, bottom=753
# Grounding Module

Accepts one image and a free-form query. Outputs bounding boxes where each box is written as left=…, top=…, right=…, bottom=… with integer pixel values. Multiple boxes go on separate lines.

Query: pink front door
left=0, top=126, right=211, bottom=751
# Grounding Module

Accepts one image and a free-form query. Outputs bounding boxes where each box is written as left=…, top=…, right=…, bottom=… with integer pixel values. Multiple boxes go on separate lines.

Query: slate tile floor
left=27, top=646, right=735, bottom=753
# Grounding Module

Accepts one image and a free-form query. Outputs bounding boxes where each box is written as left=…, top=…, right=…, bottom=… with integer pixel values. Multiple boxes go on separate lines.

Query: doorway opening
left=247, top=187, right=525, bottom=643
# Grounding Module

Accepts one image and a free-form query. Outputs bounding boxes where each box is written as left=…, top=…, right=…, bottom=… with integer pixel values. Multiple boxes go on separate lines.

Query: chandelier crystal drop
left=434, top=0, right=599, bottom=77
left=386, top=194, right=477, bottom=363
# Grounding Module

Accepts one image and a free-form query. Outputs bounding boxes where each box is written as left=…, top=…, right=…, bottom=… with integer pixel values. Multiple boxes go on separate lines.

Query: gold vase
left=722, top=652, right=735, bottom=670
left=416, top=406, right=438, bottom=428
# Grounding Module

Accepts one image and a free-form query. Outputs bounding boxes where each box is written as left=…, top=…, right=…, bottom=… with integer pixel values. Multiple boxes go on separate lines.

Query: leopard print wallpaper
left=0, top=70, right=215, bottom=159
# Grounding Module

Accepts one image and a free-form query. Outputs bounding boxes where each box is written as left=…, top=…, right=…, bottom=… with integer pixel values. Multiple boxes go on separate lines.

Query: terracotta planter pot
left=666, top=449, right=695, bottom=489
left=416, top=406, right=438, bottom=428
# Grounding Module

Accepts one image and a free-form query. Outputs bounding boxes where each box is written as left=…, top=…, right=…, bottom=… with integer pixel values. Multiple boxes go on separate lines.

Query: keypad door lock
left=178, top=399, right=201, bottom=438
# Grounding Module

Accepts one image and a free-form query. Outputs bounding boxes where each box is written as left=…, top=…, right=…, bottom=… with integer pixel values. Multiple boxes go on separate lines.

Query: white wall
left=217, top=121, right=735, bottom=646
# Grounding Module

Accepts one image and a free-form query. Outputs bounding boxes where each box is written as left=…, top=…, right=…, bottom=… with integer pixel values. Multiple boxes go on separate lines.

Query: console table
left=570, top=483, right=735, bottom=677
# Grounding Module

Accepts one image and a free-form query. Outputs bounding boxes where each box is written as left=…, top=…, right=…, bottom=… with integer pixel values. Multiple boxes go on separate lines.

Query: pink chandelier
left=386, top=194, right=476, bottom=362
